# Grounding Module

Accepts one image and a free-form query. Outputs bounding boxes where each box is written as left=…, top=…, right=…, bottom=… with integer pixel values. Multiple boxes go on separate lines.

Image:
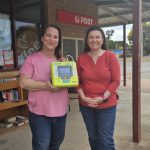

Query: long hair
left=83, top=26, right=107, bottom=53
left=39, top=24, right=61, bottom=60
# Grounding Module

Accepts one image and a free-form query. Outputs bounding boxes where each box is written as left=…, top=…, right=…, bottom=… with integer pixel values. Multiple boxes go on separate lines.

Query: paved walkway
left=0, top=85, right=150, bottom=150
left=0, top=59, right=150, bottom=150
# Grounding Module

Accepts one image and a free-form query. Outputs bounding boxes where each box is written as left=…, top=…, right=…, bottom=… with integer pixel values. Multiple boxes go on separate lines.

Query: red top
left=76, top=51, right=120, bottom=109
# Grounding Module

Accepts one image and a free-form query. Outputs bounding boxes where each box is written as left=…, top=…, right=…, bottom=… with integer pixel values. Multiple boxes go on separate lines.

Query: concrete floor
left=0, top=86, right=150, bottom=150
left=0, top=59, right=150, bottom=150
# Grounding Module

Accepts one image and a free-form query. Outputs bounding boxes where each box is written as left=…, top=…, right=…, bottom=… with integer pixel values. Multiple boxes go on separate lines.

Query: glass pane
left=0, top=14, right=11, bottom=51
left=16, top=22, right=40, bottom=66
left=15, top=0, right=40, bottom=24
left=15, top=0, right=41, bottom=66
left=78, top=40, right=84, bottom=56
left=63, top=39, right=76, bottom=60
left=0, top=0, right=12, bottom=70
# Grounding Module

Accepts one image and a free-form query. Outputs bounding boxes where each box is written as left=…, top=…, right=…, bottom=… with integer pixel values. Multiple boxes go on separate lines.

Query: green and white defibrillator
left=51, top=55, right=79, bottom=87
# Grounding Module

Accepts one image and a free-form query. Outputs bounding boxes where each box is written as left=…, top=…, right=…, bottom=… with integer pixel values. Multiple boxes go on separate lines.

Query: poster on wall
left=3, top=50, right=14, bottom=66
left=0, top=51, right=4, bottom=66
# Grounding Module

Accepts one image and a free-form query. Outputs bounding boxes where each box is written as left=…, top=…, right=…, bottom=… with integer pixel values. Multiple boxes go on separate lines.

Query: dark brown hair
left=39, top=24, right=61, bottom=59
left=83, top=26, right=107, bottom=53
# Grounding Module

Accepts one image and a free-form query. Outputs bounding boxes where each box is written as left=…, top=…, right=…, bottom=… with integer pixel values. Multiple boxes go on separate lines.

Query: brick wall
left=47, top=0, right=98, bottom=38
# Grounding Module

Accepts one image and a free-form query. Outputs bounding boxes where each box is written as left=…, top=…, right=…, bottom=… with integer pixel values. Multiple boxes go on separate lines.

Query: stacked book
left=13, top=115, right=29, bottom=126
left=0, top=115, right=28, bottom=128
left=0, top=116, right=16, bottom=128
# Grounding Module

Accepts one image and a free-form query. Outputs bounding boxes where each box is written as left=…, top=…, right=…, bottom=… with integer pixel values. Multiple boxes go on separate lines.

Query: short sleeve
left=19, top=55, right=34, bottom=78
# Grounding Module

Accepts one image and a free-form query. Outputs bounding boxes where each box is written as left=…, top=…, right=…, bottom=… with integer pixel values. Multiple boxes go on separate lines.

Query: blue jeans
left=80, top=105, right=116, bottom=150
left=29, top=112, right=67, bottom=150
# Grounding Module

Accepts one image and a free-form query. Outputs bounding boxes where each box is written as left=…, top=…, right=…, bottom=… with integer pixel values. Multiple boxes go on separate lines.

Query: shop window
left=0, top=0, right=41, bottom=70
left=78, top=40, right=84, bottom=56
left=63, top=39, right=76, bottom=60
left=16, top=22, right=40, bottom=66
left=0, top=13, right=12, bottom=70
left=15, top=0, right=41, bottom=67
left=62, top=38, right=83, bottom=60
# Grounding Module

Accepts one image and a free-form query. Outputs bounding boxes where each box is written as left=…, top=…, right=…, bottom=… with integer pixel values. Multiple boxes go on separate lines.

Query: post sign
left=57, top=10, right=97, bottom=27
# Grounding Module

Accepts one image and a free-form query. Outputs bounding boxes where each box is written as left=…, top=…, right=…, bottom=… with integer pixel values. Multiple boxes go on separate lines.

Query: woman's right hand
left=45, top=80, right=61, bottom=92
left=81, top=96, right=99, bottom=108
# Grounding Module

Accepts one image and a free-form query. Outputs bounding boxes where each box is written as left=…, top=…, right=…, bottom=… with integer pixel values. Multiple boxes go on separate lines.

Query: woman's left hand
left=93, top=97, right=103, bottom=105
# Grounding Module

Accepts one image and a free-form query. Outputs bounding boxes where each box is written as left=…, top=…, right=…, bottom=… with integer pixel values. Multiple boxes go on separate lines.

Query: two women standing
left=19, top=24, right=120, bottom=150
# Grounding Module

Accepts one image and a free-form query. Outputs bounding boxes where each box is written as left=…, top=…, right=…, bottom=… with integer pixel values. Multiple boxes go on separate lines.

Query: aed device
left=51, top=60, right=79, bottom=88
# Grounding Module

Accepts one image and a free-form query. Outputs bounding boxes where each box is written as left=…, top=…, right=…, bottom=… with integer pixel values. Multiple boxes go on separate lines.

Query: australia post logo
left=57, top=10, right=97, bottom=27
left=74, top=15, right=95, bottom=26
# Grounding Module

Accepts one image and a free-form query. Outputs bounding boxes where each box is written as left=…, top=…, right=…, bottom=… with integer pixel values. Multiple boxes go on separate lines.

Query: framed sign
left=3, top=50, right=14, bottom=66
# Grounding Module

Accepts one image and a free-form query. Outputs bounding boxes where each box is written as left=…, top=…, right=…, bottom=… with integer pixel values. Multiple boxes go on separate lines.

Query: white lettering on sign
left=80, top=17, right=93, bottom=25
left=74, top=16, right=93, bottom=26
left=75, top=15, right=80, bottom=23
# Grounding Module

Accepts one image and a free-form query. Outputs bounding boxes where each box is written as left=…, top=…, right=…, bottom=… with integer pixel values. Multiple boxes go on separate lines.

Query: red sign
left=57, top=10, right=97, bottom=27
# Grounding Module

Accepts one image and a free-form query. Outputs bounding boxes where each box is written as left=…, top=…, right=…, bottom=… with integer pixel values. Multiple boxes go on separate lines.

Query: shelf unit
left=0, top=71, right=28, bottom=119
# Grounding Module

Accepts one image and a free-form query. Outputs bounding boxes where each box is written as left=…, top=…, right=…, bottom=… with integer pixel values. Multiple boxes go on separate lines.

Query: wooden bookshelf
left=0, top=100, right=27, bottom=111
left=0, top=80, right=20, bottom=90
left=0, top=71, right=28, bottom=120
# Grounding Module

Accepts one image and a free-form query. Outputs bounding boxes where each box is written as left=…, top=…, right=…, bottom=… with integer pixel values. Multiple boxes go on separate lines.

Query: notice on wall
left=0, top=51, right=4, bottom=66
left=3, top=50, right=14, bottom=66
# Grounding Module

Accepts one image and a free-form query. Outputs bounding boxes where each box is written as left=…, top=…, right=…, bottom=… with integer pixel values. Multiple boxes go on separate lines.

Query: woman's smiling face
left=87, top=30, right=103, bottom=51
left=41, top=27, right=59, bottom=51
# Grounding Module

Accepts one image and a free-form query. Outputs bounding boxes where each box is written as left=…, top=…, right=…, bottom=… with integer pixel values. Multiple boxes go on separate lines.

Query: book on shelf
left=0, top=77, right=18, bottom=83
left=2, top=89, right=19, bottom=102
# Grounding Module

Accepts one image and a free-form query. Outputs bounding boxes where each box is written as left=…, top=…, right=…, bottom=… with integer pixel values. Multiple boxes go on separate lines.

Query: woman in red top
left=77, top=26, right=120, bottom=150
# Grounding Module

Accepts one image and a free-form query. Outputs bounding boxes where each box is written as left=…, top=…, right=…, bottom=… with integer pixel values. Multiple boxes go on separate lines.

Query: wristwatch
left=102, top=97, right=108, bottom=103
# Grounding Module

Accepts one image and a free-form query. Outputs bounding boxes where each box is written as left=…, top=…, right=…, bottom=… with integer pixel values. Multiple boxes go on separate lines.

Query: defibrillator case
left=51, top=61, right=79, bottom=88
